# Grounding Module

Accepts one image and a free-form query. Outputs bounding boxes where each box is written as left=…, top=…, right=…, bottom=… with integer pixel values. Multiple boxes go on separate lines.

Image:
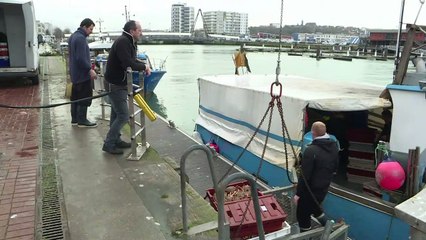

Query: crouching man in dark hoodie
left=294, top=121, right=339, bottom=232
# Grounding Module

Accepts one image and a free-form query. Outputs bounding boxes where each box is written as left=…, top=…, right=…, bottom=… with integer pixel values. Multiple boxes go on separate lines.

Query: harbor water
left=140, top=44, right=397, bottom=135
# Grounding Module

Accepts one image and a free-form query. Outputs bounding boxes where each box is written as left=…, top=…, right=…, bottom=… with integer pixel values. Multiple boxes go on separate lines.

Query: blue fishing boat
left=194, top=3, right=426, bottom=239
left=133, top=53, right=166, bottom=93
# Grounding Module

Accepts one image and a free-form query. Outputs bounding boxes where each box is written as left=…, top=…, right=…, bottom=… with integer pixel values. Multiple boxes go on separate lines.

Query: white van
left=0, top=0, right=39, bottom=84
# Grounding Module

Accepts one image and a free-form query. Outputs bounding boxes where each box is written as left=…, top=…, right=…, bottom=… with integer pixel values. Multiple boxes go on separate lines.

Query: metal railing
left=180, top=145, right=218, bottom=234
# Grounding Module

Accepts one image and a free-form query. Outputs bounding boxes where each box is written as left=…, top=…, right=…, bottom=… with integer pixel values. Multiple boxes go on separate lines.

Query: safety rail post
left=126, top=68, right=149, bottom=161
left=180, top=145, right=218, bottom=234
left=98, top=61, right=108, bottom=120
left=217, top=173, right=265, bottom=240
left=139, top=72, right=147, bottom=149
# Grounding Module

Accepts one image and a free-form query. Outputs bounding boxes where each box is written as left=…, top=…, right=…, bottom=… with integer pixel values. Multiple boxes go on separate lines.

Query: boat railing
left=148, top=57, right=167, bottom=71
left=329, top=183, right=396, bottom=215
left=179, top=145, right=218, bottom=234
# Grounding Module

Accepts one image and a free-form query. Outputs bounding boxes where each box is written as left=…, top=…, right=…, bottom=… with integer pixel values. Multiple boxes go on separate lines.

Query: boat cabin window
left=303, top=107, right=406, bottom=205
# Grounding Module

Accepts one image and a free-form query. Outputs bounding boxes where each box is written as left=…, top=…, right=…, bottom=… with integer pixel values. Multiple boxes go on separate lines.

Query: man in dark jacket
left=68, top=18, right=97, bottom=127
left=102, top=20, right=151, bottom=154
left=294, top=121, right=338, bottom=232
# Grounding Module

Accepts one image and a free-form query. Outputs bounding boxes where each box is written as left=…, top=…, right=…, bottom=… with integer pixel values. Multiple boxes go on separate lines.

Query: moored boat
left=93, top=49, right=166, bottom=94
left=194, top=23, right=426, bottom=240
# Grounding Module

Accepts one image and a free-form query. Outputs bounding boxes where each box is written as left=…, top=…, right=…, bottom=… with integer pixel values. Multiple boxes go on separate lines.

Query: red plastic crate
left=205, top=180, right=263, bottom=211
left=225, top=194, right=287, bottom=239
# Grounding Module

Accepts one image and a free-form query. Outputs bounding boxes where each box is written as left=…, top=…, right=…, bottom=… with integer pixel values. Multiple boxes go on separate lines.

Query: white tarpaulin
left=196, top=74, right=391, bottom=169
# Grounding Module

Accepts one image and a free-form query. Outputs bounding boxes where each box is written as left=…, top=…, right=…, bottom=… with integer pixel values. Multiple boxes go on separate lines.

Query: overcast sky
left=33, top=0, right=426, bottom=32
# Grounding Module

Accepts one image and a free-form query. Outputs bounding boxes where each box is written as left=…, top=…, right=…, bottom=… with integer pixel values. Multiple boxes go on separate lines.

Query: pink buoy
left=375, top=161, right=405, bottom=191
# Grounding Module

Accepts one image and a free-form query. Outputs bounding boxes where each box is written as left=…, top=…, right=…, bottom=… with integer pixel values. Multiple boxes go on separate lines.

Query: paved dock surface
left=1, top=56, right=227, bottom=240
left=0, top=77, right=39, bottom=239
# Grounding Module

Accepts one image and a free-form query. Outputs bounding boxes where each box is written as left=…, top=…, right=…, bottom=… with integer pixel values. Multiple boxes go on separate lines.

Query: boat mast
left=96, top=18, right=104, bottom=33
left=393, top=0, right=406, bottom=81
left=123, top=5, right=132, bottom=22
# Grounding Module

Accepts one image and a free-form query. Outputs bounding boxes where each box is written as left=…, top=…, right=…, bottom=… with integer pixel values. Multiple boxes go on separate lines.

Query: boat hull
left=132, top=70, right=166, bottom=93
left=196, top=124, right=295, bottom=187
left=324, top=191, right=409, bottom=240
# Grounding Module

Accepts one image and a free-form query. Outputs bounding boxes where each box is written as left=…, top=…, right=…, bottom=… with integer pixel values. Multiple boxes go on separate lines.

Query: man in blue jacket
left=294, top=121, right=339, bottom=232
left=103, top=20, right=151, bottom=154
left=68, top=18, right=97, bottom=127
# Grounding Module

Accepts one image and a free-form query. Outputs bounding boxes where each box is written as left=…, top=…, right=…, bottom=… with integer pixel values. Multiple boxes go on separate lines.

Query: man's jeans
left=104, top=89, right=128, bottom=148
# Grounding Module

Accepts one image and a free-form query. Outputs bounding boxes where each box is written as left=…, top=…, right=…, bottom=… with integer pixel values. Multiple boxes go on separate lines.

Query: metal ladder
left=126, top=67, right=149, bottom=160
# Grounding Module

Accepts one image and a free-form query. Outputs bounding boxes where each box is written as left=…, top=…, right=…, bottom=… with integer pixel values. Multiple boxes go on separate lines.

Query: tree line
left=38, top=27, right=71, bottom=43
left=248, top=23, right=362, bottom=37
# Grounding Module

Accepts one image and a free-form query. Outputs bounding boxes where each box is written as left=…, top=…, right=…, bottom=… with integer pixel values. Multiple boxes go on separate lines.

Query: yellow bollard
left=134, top=93, right=157, bottom=121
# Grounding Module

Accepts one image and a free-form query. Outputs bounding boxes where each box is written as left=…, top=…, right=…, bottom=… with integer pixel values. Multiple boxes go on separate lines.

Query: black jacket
left=296, top=137, right=338, bottom=201
left=104, top=32, right=146, bottom=86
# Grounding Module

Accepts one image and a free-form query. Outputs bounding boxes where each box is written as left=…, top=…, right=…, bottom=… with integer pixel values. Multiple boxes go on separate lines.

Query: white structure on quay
left=204, top=11, right=248, bottom=36
left=171, top=3, right=194, bottom=33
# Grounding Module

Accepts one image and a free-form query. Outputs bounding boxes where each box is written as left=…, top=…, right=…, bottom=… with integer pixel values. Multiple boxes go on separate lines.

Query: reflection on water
left=146, top=93, right=167, bottom=119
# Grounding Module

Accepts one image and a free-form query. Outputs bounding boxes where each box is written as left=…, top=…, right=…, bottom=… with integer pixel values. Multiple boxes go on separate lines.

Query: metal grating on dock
left=36, top=76, right=69, bottom=240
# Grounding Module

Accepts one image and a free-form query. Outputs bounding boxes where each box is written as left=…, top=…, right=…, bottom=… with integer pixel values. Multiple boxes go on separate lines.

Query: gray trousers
left=104, top=88, right=128, bottom=148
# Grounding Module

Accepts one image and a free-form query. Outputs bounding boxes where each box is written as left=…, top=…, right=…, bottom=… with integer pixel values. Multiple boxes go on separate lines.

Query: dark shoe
left=77, top=105, right=97, bottom=128
left=315, top=214, right=328, bottom=226
left=71, top=121, right=78, bottom=126
left=116, top=140, right=131, bottom=148
left=102, top=144, right=123, bottom=154
left=78, top=120, right=97, bottom=128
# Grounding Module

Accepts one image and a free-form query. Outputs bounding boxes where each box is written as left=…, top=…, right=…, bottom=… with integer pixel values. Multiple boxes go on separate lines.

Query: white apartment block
left=171, top=3, right=194, bottom=33
left=36, top=21, right=45, bottom=35
left=203, top=11, right=248, bottom=36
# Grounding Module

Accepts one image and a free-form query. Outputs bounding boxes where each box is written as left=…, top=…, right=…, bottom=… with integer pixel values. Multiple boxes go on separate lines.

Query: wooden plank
left=393, top=27, right=416, bottom=85
left=380, top=26, right=417, bottom=99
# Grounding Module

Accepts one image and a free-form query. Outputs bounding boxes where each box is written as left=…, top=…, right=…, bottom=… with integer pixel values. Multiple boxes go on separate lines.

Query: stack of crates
left=346, top=128, right=377, bottom=184
left=0, top=41, right=9, bottom=67
left=206, top=180, right=288, bottom=239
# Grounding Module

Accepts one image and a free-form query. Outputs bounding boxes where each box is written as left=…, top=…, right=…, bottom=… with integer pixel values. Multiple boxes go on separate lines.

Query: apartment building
left=203, top=11, right=248, bottom=36
left=171, top=3, right=194, bottom=33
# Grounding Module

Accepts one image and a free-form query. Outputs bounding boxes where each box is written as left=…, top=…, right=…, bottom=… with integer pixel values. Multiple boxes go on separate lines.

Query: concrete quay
left=0, top=56, right=221, bottom=240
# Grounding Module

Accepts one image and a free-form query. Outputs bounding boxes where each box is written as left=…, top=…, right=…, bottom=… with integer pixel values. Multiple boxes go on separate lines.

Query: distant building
left=36, top=21, right=55, bottom=43
left=171, top=3, right=194, bottom=33
left=293, top=32, right=359, bottom=45
left=368, top=28, right=426, bottom=46
left=36, top=21, right=45, bottom=35
left=203, top=11, right=248, bottom=36
left=270, top=23, right=280, bottom=28
left=43, top=22, right=54, bottom=34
